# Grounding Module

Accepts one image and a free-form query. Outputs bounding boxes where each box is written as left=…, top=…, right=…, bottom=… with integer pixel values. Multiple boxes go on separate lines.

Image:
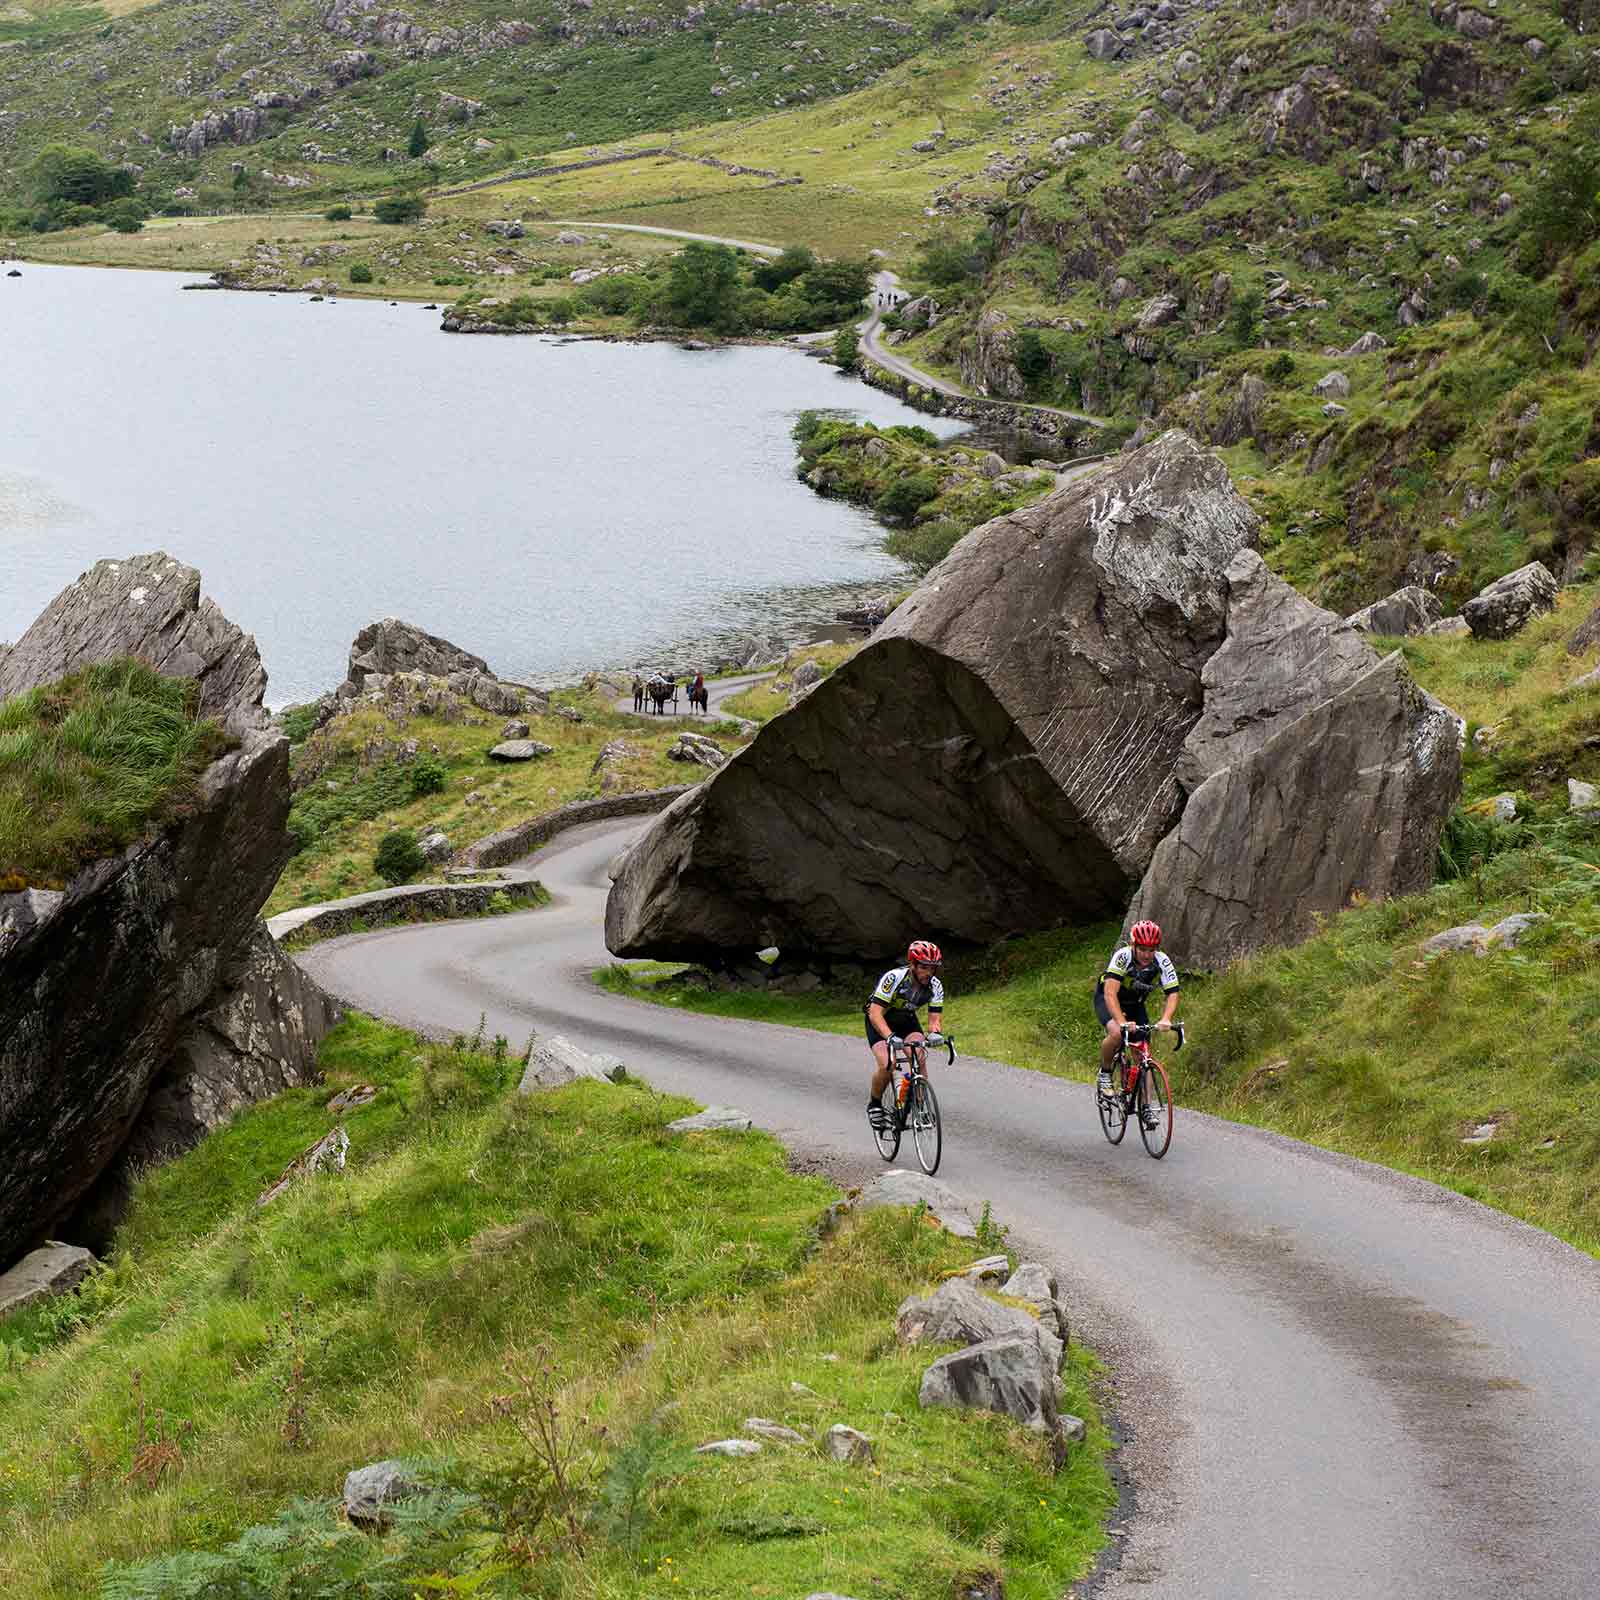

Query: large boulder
left=0, top=553, right=268, bottom=734
left=341, top=618, right=490, bottom=698
left=1461, top=561, right=1558, bottom=640
left=0, top=558, right=335, bottom=1267
left=607, top=431, right=1258, bottom=962
left=1133, top=647, right=1462, bottom=968
left=1347, top=585, right=1444, bottom=636
left=1566, top=599, right=1600, bottom=658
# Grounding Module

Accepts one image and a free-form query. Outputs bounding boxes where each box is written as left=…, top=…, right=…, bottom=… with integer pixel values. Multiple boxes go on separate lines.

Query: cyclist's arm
left=1155, top=953, right=1180, bottom=1026
left=1103, top=976, right=1127, bottom=1025
left=867, top=1001, right=894, bottom=1041
left=926, top=1008, right=943, bottom=1033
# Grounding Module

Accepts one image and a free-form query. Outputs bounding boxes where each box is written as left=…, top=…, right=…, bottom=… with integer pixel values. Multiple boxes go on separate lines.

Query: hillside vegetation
left=0, top=1013, right=1111, bottom=1597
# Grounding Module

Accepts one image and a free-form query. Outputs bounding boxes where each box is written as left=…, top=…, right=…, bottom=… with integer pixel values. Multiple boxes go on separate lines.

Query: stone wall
left=271, top=877, right=545, bottom=947
left=857, top=357, right=1104, bottom=449
left=456, top=786, right=693, bottom=869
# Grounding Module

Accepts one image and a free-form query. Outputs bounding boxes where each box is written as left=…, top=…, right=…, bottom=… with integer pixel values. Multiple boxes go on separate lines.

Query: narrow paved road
left=546, top=220, right=781, bottom=256
left=610, top=669, right=771, bottom=723
left=298, top=817, right=1600, bottom=1600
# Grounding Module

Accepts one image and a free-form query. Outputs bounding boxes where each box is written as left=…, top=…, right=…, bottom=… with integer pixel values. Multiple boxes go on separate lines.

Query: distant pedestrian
left=691, top=671, right=706, bottom=713
left=632, top=674, right=644, bottom=713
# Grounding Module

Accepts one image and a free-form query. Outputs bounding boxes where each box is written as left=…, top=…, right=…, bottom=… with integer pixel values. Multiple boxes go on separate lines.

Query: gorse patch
left=0, top=657, right=232, bottom=889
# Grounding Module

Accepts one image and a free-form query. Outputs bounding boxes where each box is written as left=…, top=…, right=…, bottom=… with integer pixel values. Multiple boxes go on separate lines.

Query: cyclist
left=1095, top=919, right=1180, bottom=1128
left=865, top=940, right=945, bottom=1131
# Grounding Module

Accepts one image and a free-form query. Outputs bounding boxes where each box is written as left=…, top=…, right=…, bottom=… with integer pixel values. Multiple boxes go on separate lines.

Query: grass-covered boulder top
left=0, top=555, right=317, bottom=1273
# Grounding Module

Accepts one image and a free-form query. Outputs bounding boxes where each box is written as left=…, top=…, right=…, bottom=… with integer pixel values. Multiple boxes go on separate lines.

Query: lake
left=0, top=261, right=963, bottom=706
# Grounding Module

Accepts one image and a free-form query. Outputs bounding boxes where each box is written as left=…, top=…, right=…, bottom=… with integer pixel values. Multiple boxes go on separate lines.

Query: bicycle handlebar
left=889, top=1033, right=957, bottom=1065
left=1121, top=1022, right=1185, bottom=1051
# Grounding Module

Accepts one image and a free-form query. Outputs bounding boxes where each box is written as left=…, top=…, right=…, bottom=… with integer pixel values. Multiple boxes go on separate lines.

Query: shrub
left=373, top=829, right=424, bottom=884
left=407, top=118, right=429, bottom=159
left=103, top=197, right=146, bottom=233
left=832, top=324, right=859, bottom=370
left=407, top=755, right=448, bottom=797
left=1264, top=352, right=1296, bottom=382
left=374, top=195, right=426, bottom=224
left=324, top=204, right=352, bottom=222
left=348, top=263, right=373, bottom=284
left=28, top=143, right=133, bottom=206
left=875, top=471, right=940, bottom=521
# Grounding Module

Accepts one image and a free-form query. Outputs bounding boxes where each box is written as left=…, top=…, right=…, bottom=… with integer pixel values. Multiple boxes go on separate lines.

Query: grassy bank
left=719, top=641, right=862, bottom=723
left=0, top=658, right=232, bottom=892
left=0, top=1014, right=1111, bottom=1598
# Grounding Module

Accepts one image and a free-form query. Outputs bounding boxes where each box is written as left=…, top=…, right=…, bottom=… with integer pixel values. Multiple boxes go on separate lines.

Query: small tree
left=374, top=830, right=424, bottom=885
left=374, top=194, right=427, bottom=224
left=1230, top=291, right=1261, bottom=350
left=832, top=324, right=860, bottom=370
left=407, top=118, right=430, bottom=160
left=348, top=263, right=373, bottom=283
left=1012, top=329, right=1051, bottom=393
left=104, top=197, right=146, bottom=234
left=407, top=754, right=447, bottom=797
left=324, top=204, right=353, bottom=222
left=28, top=144, right=133, bottom=207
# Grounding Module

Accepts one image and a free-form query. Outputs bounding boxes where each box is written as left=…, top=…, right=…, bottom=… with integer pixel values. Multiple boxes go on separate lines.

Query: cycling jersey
left=868, top=966, right=945, bottom=1016
left=1096, top=946, right=1180, bottom=1005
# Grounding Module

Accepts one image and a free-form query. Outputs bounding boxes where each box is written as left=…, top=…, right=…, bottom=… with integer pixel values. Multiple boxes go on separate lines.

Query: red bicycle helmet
left=1129, top=920, right=1162, bottom=948
left=907, top=939, right=943, bottom=966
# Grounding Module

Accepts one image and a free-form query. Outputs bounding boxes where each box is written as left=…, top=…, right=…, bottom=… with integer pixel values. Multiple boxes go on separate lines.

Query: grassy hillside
left=0, top=1012, right=1112, bottom=1597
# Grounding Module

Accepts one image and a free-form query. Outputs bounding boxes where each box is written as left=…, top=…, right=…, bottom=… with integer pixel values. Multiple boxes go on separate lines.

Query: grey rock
left=1423, top=914, right=1549, bottom=956
left=0, top=552, right=268, bottom=735
left=418, top=830, right=452, bottom=864
left=1215, top=375, right=1268, bottom=445
left=744, top=1417, right=807, bottom=1445
left=0, top=1242, right=96, bottom=1321
left=1060, top=1413, right=1087, bottom=1443
left=957, top=1254, right=1011, bottom=1283
left=0, top=889, right=65, bottom=952
left=606, top=432, right=1257, bottom=963
left=343, top=618, right=489, bottom=698
left=1423, top=616, right=1472, bottom=638
left=1422, top=923, right=1489, bottom=954
left=1347, top=585, right=1444, bottom=637
left=1343, top=330, right=1388, bottom=355
left=1489, top=793, right=1517, bottom=822
left=856, top=1171, right=977, bottom=1238
left=1084, top=27, right=1124, bottom=58
left=1570, top=778, right=1599, bottom=813
left=898, top=295, right=939, bottom=330
left=485, top=219, right=524, bottom=238
left=896, top=1277, right=1063, bottom=1375
left=666, top=1106, right=753, bottom=1132
left=1314, top=370, right=1351, bottom=399
left=1567, top=599, right=1600, bottom=657
left=344, top=1460, right=424, bottom=1524
left=1134, top=651, right=1463, bottom=969
left=822, top=1424, right=874, bottom=1464
left=1461, top=562, right=1558, bottom=640
left=1001, top=1261, right=1068, bottom=1342
left=502, top=719, right=530, bottom=739
left=668, top=732, right=726, bottom=769
left=1137, top=293, right=1181, bottom=330
left=792, top=658, right=823, bottom=691
left=919, top=1334, right=1061, bottom=1435
left=518, top=1035, right=626, bottom=1091
left=1177, top=550, right=1381, bottom=790
left=1488, top=912, right=1548, bottom=948
left=489, top=739, right=554, bottom=761
left=462, top=673, right=530, bottom=717
left=695, top=1438, right=762, bottom=1457
left=1570, top=664, right=1600, bottom=692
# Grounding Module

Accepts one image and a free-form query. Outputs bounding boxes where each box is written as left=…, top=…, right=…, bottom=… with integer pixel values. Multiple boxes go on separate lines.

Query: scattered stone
left=1566, top=600, right=1600, bottom=658
left=1001, top=1262, right=1068, bottom=1342
left=897, top=1278, right=1063, bottom=1376
left=1424, top=616, right=1472, bottom=638
left=668, top=732, right=727, bottom=769
left=1084, top=27, right=1124, bottom=58
left=0, top=1243, right=96, bottom=1321
left=489, top=739, right=554, bottom=762
left=1462, top=1122, right=1498, bottom=1145
left=1423, top=913, right=1550, bottom=957
left=519, top=1035, right=626, bottom=1092
left=555, top=706, right=584, bottom=723
left=1347, top=586, right=1444, bottom=636
left=666, top=1106, right=753, bottom=1132
left=502, top=719, right=530, bottom=739
left=744, top=1418, right=807, bottom=1445
left=1342, top=331, right=1388, bottom=355
left=417, top=831, right=452, bottom=864
left=856, top=1171, right=977, bottom=1238
left=341, top=618, right=488, bottom=700
left=1314, top=370, right=1351, bottom=399
left=694, top=1438, right=762, bottom=1457
left=953, top=1255, right=1011, bottom=1283
left=1461, top=562, right=1558, bottom=640
left=257, top=1125, right=348, bottom=1207
left=822, top=1424, right=875, bottom=1465
left=1570, top=778, right=1599, bottom=814
left=920, top=1334, right=1062, bottom=1437
left=344, top=1460, right=424, bottom=1525
left=326, top=1083, right=379, bottom=1113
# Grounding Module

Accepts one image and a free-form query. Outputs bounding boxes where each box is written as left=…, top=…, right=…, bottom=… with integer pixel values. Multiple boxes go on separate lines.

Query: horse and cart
left=642, top=673, right=708, bottom=714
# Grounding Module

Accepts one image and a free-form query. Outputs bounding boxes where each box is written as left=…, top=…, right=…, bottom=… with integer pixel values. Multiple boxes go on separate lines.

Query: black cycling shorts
left=866, top=1008, right=922, bottom=1048
left=1093, top=988, right=1149, bottom=1029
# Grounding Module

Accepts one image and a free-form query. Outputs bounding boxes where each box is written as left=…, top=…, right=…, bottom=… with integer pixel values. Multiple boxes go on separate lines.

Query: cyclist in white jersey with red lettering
left=1094, top=919, right=1180, bottom=1129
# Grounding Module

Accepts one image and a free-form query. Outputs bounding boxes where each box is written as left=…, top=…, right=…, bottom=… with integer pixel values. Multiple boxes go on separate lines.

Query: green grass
left=720, top=641, right=862, bottom=723
left=0, top=1013, right=1111, bottom=1597
left=0, top=658, right=232, bottom=891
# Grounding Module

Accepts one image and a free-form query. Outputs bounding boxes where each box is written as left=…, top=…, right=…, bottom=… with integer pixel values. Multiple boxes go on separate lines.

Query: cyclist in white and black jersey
left=864, top=940, right=945, bottom=1131
left=1095, top=919, right=1180, bottom=1125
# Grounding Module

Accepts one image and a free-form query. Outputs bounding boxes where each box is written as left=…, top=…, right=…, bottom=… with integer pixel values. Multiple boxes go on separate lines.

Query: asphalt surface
left=297, top=815, right=1600, bottom=1600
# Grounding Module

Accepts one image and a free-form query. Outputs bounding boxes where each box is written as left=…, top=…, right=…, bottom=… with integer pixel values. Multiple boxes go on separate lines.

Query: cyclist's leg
left=1094, top=989, right=1121, bottom=1069
left=866, top=1020, right=892, bottom=1101
left=904, top=1029, right=928, bottom=1076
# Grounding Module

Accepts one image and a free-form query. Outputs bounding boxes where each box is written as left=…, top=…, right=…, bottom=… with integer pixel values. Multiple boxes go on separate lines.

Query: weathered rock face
left=1461, top=561, right=1558, bottom=640
left=0, top=731, right=291, bottom=1262
left=0, top=558, right=339, bottom=1268
left=341, top=618, right=490, bottom=698
left=1347, top=585, right=1444, bottom=636
left=1567, top=599, right=1600, bottom=658
left=0, top=553, right=268, bottom=734
left=1133, top=649, right=1462, bottom=968
left=607, top=432, right=1258, bottom=961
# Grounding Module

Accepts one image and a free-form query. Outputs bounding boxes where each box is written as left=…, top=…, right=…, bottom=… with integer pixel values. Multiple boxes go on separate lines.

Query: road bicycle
left=873, top=1033, right=955, bottom=1175
left=1097, top=1022, right=1182, bottom=1159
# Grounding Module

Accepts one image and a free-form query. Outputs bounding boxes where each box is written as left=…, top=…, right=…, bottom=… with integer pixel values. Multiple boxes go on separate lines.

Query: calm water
left=0, top=262, right=962, bottom=705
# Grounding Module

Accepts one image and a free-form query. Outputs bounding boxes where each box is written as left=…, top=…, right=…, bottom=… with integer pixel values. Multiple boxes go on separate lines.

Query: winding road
left=297, top=816, right=1600, bottom=1599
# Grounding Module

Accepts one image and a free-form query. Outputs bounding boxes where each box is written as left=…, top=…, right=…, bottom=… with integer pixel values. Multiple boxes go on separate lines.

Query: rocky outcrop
left=1461, top=561, right=1558, bottom=640
left=340, top=618, right=489, bottom=698
left=0, top=553, right=268, bottom=734
left=0, top=559, right=337, bottom=1268
left=1567, top=600, right=1600, bottom=658
left=607, top=432, right=1257, bottom=962
left=1347, top=586, right=1444, bottom=635
left=0, top=1243, right=96, bottom=1321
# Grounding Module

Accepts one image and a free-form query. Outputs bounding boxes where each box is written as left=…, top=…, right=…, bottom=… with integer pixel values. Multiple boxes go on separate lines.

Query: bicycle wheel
left=1138, top=1059, right=1173, bottom=1159
left=873, top=1081, right=901, bottom=1162
left=910, top=1076, right=942, bottom=1175
left=1097, top=1058, right=1128, bottom=1145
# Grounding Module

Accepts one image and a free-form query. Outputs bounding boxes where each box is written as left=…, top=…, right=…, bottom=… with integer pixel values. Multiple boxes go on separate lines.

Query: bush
left=875, top=471, right=940, bottom=521
left=348, top=263, right=373, bottom=284
left=374, top=195, right=426, bottom=224
left=1264, top=352, right=1295, bottom=382
left=104, top=199, right=145, bottom=234
left=28, top=143, right=133, bottom=206
left=407, top=755, right=447, bottom=797
left=832, top=325, right=859, bottom=370
left=373, top=829, right=425, bottom=884
left=324, top=204, right=352, bottom=222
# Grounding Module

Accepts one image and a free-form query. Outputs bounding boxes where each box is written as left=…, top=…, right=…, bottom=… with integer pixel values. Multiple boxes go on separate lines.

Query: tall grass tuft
left=0, top=658, right=232, bottom=890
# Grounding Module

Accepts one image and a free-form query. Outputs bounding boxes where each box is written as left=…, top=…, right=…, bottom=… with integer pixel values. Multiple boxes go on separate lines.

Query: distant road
left=542, top=220, right=782, bottom=256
